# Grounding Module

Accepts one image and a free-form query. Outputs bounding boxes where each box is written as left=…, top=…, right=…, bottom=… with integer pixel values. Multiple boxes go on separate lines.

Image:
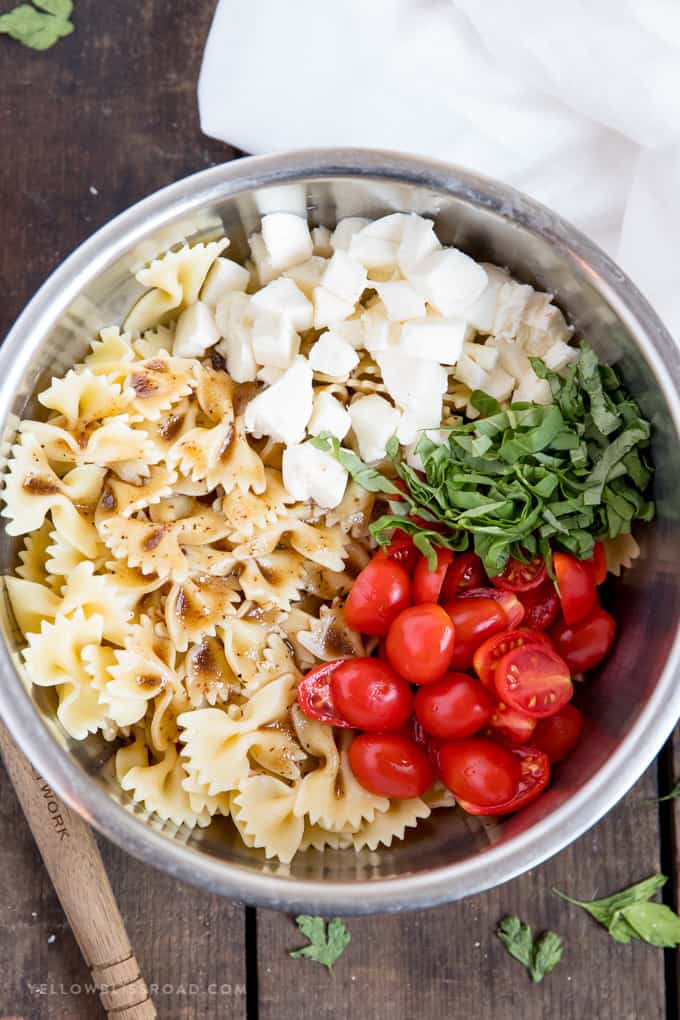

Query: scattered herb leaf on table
left=0, top=0, right=73, bottom=50
left=496, top=915, right=564, bottom=982
left=289, top=915, right=351, bottom=971
left=554, top=873, right=680, bottom=947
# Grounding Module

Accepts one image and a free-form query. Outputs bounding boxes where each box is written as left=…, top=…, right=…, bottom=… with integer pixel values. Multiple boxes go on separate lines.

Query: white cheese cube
left=359, top=213, right=412, bottom=243
left=261, top=212, right=313, bottom=271
left=311, top=225, right=333, bottom=257
left=257, top=365, right=284, bottom=385
left=377, top=351, right=448, bottom=412
left=200, top=257, right=250, bottom=308
left=321, top=251, right=368, bottom=305
left=216, top=293, right=258, bottom=382
left=282, top=442, right=348, bottom=509
left=255, top=183, right=308, bottom=217
left=463, top=341, right=499, bottom=372
left=406, top=248, right=488, bottom=316
left=543, top=339, right=579, bottom=372
left=493, top=281, right=534, bottom=339
left=248, top=232, right=278, bottom=286
left=251, top=311, right=300, bottom=369
left=397, top=406, right=444, bottom=444
left=308, top=391, right=352, bottom=440
left=331, top=217, right=370, bottom=252
left=483, top=367, right=515, bottom=402
left=244, top=356, right=313, bottom=444
left=313, top=286, right=356, bottom=329
left=250, top=278, right=314, bottom=332
left=348, top=233, right=399, bottom=271
left=513, top=369, right=552, bottom=405
left=173, top=300, right=220, bottom=358
left=398, top=215, right=440, bottom=273
left=308, top=333, right=359, bottom=379
left=374, top=281, right=426, bottom=322
left=331, top=317, right=365, bottom=350
left=495, top=337, right=530, bottom=379
left=454, top=352, right=488, bottom=392
left=519, top=307, right=574, bottom=355
left=283, top=256, right=327, bottom=299
left=399, top=318, right=467, bottom=365
left=349, top=394, right=401, bottom=462
left=361, top=303, right=399, bottom=353
left=464, top=264, right=509, bottom=333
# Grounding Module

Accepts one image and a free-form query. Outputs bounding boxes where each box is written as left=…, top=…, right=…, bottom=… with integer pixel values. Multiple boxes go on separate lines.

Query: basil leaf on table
left=553, top=874, right=680, bottom=948
left=0, top=0, right=73, bottom=50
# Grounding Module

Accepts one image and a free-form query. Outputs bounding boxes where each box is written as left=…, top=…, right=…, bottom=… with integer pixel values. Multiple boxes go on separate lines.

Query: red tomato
left=549, top=607, right=616, bottom=673
left=456, top=746, right=550, bottom=815
left=385, top=604, right=456, bottom=684
left=491, top=556, right=547, bottom=593
left=376, top=530, right=419, bottom=573
left=518, top=580, right=561, bottom=631
left=583, top=541, right=608, bottom=586
left=414, top=672, right=493, bottom=740
left=485, top=700, right=537, bottom=746
left=532, top=704, right=583, bottom=763
left=459, top=587, right=525, bottom=628
left=495, top=644, right=573, bottom=718
left=473, top=628, right=553, bottom=690
left=297, top=659, right=352, bottom=727
left=438, top=738, right=520, bottom=807
left=330, top=658, right=413, bottom=732
left=442, top=596, right=508, bottom=670
left=553, top=551, right=597, bottom=625
left=412, top=548, right=453, bottom=604
left=349, top=733, right=434, bottom=798
left=345, top=556, right=412, bottom=636
left=440, top=552, right=484, bottom=600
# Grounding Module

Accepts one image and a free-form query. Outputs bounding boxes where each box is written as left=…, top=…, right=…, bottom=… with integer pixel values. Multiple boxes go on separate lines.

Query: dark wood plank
left=257, top=766, right=666, bottom=1020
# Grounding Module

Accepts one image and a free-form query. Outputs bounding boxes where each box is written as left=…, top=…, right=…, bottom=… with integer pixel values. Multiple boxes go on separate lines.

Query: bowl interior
left=1, top=160, right=679, bottom=904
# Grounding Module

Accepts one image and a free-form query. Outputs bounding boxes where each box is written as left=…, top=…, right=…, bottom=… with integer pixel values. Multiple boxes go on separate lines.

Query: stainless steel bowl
left=1, top=149, right=679, bottom=914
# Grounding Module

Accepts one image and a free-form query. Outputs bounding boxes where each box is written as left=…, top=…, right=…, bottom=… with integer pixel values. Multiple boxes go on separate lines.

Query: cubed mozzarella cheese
left=358, top=213, right=412, bottom=243
left=543, top=339, right=579, bottom=372
left=406, top=249, right=488, bottom=316
left=257, top=365, right=284, bottom=385
left=313, top=286, right=356, bottom=329
left=311, top=225, right=333, bottom=257
left=463, top=341, right=499, bottom=372
left=399, top=317, right=466, bottom=364
left=397, top=407, right=444, bottom=444
left=282, top=442, right=348, bottom=509
left=377, top=351, right=448, bottom=412
left=331, top=217, right=370, bottom=252
left=215, top=297, right=257, bottom=383
left=173, top=301, right=220, bottom=358
left=453, top=352, right=488, bottom=392
left=255, top=183, right=307, bottom=217
left=495, top=337, right=530, bottom=379
left=307, top=391, right=352, bottom=440
left=483, top=367, right=515, bottom=402
left=397, top=215, right=440, bottom=273
left=464, top=264, right=509, bottom=333
left=283, top=256, right=328, bottom=298
left=348, top=233, right=399, bottom=271
left=374, top=281, right=426, bottom=322
left=251, top=311, right=300, bottom=369
left=331, top=317, right=365, bottom=350
left=349, top=394, right=401, bottom=462
left=200, top=257, right=250, bottom=308
left=308, top=333, right=359, bottom=379
left=321, top=251, right=368, bottom=305
left=248, top=232, right=278, bottom=286
left=250, top=278, right=314, bottom=332
left=493, top=281, right=534, bottom=339
left=261, top=212, right=313, bottom=271
left=244, top=356, right=313, bottom=444
left=361, top=303, right=399, bottom=353
left=513, top=369, right=552, bottom=405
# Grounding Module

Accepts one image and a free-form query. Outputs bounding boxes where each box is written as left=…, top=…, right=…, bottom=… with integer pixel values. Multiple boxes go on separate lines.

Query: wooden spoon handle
left=0, top=721, right=156, bottom=1019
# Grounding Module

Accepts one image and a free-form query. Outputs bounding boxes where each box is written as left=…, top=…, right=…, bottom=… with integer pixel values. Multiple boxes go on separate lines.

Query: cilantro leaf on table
left=289, top=915, right=351, bottom=971
left=496, top=916, right=563, bottom=982
left=0, top=0, right=73, bottom=50
left=554, top=874, right=680, bottom=947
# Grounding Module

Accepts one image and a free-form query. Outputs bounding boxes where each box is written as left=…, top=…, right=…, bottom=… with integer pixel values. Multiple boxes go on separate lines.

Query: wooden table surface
left=0, top=4, right=678, bottom=1018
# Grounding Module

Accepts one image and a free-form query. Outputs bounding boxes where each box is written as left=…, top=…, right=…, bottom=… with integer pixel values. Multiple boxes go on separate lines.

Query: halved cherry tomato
left=456, top=746, right=550, bottom=816
left=330, top=657, right=413, bottom=732
left=583, top=541, right=608, bottom=586
left=553, top=551, right=597, bottom=625
left=440, top=552, right=484, bottom=600
left=485, top=700, right=537, bottom=746
left=344, top=555, right=412, bottom=636
left=437, top=738, right=520, bottom=807
left=297, top=659, right=351, bottom=727
left=495, top=644, right=573, bottom=718
left=349, top=733, right=434, bottom=798
left=473, top=628, right=553, bottom=690
left=518, top=580, right=560, bottom=631
left=442, top=596, right=508, bottom=670
left=459, top=587, right=525, bottom=628
left=549, top=607, right=616, bottom=673
left=532, top=704, right=583, bottom=763
left=413, top=548, right=453, bottom=604
left=491, top=556, right=547, bottom=593
left=375, top=529, right=419, bottom=573
left=385, top=604, right=455, bottom=684
left=414, top=672, right=493, bottom=740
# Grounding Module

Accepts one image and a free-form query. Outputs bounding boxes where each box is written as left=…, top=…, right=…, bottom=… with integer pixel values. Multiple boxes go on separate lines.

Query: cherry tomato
left=442, top=596, right=508, bottom=670
left=550, top=607, right=616, bottom=673
left=553, top=551, right=597, bottom=625
left=485, top=700, right=537, bottom=746
left=375, top=530, right=419, bottom=573
left=518, top=580, right=561, bottom=631
left=330, top=657, right=413, bottom=732
left=440, top=552, right=484, bottom=600
left=491, top=556, right=547, bottom=593
left=414, top=672, right=493, bottom=740
left=385, top=604, right=455, bottom=684
left=297, top=659, right=351, bottom=727
left=438, top=738, right=521, bottom=807
left=456, top=746, right=550, bottom=815
left=459, top=587, right=525, bottom=628
left=532, top=704, right=583, bottom=763
left=344, top=555, right=412, bottom=636
left=349, top=733, right=434, bottom=798
left=583, top=541, right=608, bottom=586
left=473, top=628, right=553, bottom=690
left=495, top=644, right=573, bottom=718
left=413, top=548, right=453, bottom=604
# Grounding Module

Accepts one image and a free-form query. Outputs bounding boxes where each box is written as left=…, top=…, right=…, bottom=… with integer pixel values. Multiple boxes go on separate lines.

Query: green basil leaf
left=620, top=902, right=680, bottom=948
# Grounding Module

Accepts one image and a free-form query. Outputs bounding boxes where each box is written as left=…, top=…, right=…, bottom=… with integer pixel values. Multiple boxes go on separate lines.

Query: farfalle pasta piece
left=172, top=415, right=266, bottom=496
left=99, top=466, right=178, bottom=517
left=20, top=416, right=156, bottom=468
left=126, top=354, right=196, bottom=421
left=325, top=479, right=376, bottom=537
left=422, top=781, right=457, bottom=810
left=219, top=614, right=273, bottom=690
left=4, top=576, right=61, bottom=636
left=132, top=324, right=175, bottom=360
left=83, top=326, right=136, bottom=380
left=223, top=468, right=297, bottom=539
left=165, top=573, right=240, bottom=652
left=102, top=616, right=177, bottom=727
left=249, top=633, right=302, bottom=692
left=58, top=561, right=135, bottom=645
left=249, top=725, right=307, bottom=782
left=297, top=599, right=364, bottom=662
left=604, top=532, right=641, bottom=576
left=299, top=824, right=354, bottom=852
left=138, top=398, right=198, bottom=463
left=287, top=520, right=349, bottom=572
left=181, top=764, right=231, bottom=820
left=351, top=798, right=431, bottom=852
left=38, top=368, right=132, bottom=427
left=15, top=521, right=52, bottom=585
left=184, top=635, right=239, bottom=707
left=231, top=775, right=304, bottom=863
left=117, top=737, right=212, bottom=829
left=45, top=527, right=107, bottom=582
left=239, top=551, right=308, bottom=611
left=275, top=607, right=319, bottom=672
left=148, top=681, right=193, bottom=753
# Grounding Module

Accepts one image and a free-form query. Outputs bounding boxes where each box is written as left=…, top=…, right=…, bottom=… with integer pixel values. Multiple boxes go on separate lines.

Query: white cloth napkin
left=199, top=0, right=680, bottom=338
